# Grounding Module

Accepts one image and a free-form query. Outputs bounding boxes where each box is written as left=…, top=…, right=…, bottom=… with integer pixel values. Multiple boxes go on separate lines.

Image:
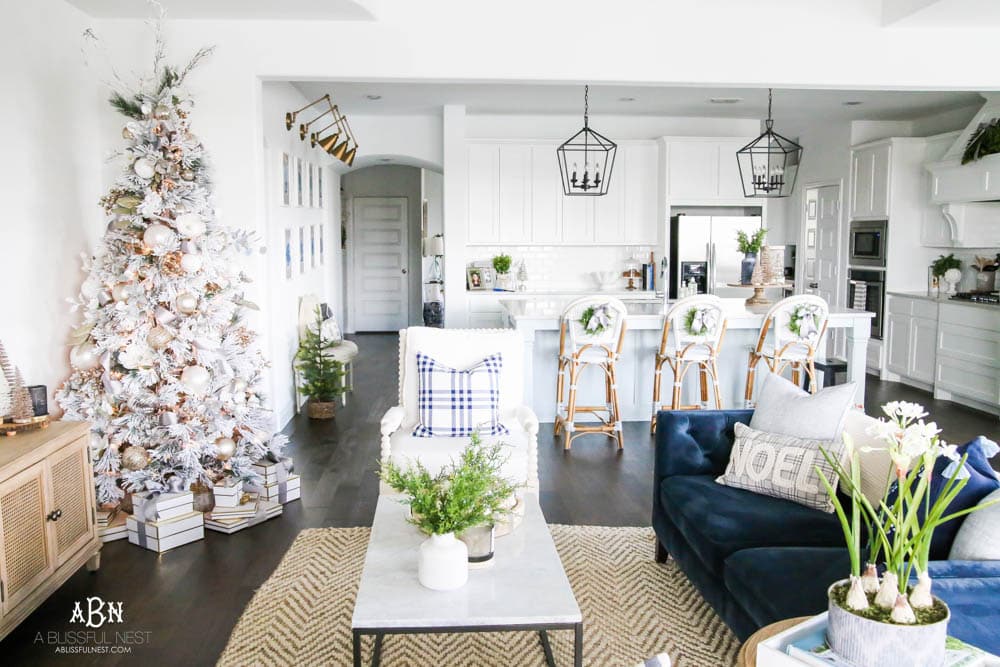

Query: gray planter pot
left=827, top=579, right=949, bottom=667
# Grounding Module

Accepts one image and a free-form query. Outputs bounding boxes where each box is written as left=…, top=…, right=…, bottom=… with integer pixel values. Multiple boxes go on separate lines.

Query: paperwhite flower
left=899, top=423, right=935, bottom=459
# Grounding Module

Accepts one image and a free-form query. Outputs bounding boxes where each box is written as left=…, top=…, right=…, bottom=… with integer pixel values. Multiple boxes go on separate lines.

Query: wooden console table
left=0, top=421, right=100, bottom=640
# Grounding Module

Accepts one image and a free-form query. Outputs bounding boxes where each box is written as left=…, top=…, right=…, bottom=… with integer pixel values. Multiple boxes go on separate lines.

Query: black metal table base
left=352, top=622, right=583, bottom=667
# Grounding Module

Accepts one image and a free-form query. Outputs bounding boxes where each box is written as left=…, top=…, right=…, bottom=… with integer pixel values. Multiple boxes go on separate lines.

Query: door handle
left=401, top=268, right=407, bottom=274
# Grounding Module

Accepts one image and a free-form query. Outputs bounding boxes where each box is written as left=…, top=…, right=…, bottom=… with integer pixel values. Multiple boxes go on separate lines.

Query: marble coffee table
left=351, top=493, right=583, bottom=666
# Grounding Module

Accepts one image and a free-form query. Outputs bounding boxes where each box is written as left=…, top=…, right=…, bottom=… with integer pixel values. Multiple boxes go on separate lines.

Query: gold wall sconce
left=285, top=93, right=359, bottom=167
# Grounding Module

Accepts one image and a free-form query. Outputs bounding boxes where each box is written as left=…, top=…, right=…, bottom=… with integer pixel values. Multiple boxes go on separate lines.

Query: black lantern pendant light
left=557, top=85, right=617, bottom=196
left=736, top=89, right=803, bottom=198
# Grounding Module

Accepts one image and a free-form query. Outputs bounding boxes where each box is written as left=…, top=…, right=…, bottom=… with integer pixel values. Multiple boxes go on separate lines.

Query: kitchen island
left=501, top=298, right=874, bottom=423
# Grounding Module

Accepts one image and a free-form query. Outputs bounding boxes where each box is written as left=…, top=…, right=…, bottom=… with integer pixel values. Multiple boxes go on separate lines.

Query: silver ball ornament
left=159, top=411, right=178, bottom=426
left=180, top=253, right=203, bottom=273
left=143, top=223, right=174, bottom=248
left=70, top=341, right=100, bottom=371
left=147, top=326, right=173, bottom=350
left=180, top=365, right=210, bottom=395
left=133, top=158, right=156, bottom=179
left=174, top=213, right=206, bottom=238
left=120, top=445, right=149, bottom=471
left=214, top=437, right=237, bottom=461
left=111, top=282, right=130, bottom=302
left=176, top=293, right=198, bottom=314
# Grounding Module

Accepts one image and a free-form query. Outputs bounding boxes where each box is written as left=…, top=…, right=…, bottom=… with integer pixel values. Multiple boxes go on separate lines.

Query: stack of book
left=251, top=459, right=301, bottom=504
left=96, top=510, right=127, bottom=543
left=127, top=490, right=204, bottom=553
left=205, top=495, right=283, bottom=534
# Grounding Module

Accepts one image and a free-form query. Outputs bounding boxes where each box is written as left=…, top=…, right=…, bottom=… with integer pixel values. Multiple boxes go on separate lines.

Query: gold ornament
left=176, top=292, right=198, bottom=314
left=120, top=445, right=149, bottom=471
left=147, top=326, right=173, bottom=350
left=181, top=169, right=195, bottom=181
left=153, top=104, right=171, bottom=120
left=122, top=126, right=134, bottom=140
left=214, top=437, right=237, bottom=461
left=162, top=251, right=183, bottom=275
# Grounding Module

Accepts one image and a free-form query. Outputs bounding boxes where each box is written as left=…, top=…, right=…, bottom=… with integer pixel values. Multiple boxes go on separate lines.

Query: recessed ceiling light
left=365, top=94, right=382, bottom=100
left=618, top=96, right=636, bottom=102
left=843, top=101, right=863, bottom=106
left=709, top=97, right=743, bottom=104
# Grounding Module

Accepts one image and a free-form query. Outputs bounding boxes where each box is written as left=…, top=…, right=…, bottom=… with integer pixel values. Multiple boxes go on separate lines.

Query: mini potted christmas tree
left=294, top=308, right=345, bottom=419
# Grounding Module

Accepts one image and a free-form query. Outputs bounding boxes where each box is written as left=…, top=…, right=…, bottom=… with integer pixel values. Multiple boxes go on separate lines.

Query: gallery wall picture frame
left=299, top=227, right=305, bottom=274
left=807, top=200, right=818, bottom=220
left=319, top=226, right=325, bottom=265
left=296, top=157, right=304, bottom=207
left=317, top=167, right=324, bottom=209
left=280, top=152, right=291, bottom=206
left=806, top=228, right=817, bottom=248
left=308, top=163, right=315, bottom=208
left=310, top=225, right=316, bottom=268
left=284, top=228, right=293, bottom=279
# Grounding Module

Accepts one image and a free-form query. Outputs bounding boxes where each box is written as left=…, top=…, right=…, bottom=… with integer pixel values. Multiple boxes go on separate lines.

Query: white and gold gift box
left=257, top=475, right=301, bottom=503
left=205, top=500, right=283, bottom=534
left=213, top=479, right=244, bottom=508
left=126, top=511, right=204, bottom=553
left=131, top=490, right=194, bottom=521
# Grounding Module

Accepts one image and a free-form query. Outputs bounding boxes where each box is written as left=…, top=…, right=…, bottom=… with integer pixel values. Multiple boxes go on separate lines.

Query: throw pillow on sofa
left=749, top=372, right=856, bottom=441
left=412, top=352, right=508, bottom=438
left=716, top=423, right=845, bottom=512
left=950, top=488, right=1000, bottom=560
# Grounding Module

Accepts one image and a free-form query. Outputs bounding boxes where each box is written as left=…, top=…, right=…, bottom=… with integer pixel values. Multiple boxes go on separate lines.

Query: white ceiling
left=64, top=0, right=376, bottom=20
left=292, top=81, right=984, bottom=121
left=883, top=0, right=1000, bottom=26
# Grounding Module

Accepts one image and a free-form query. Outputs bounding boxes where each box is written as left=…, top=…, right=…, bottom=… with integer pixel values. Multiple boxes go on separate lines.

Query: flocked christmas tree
left=57, top=29, right=287, bottom=507
left=9, top=368, right=35, bottom=424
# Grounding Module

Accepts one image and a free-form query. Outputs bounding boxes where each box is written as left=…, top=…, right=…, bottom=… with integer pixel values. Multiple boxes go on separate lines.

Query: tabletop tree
left=57, top=28, right=287, bottom=507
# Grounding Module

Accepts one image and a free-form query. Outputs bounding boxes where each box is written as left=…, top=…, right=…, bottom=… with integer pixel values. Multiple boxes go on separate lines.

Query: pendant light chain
left=584, top=85, right=589, bottom=128
left=766, top=88, right=774, bottom=130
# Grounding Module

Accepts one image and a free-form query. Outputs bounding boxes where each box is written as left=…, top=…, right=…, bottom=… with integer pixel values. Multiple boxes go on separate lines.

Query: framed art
left=284, top=228, right=292, bottom=279
left=319, top=226, right=325, bottom=265
left=280, top=152, right=291, bottom=206
left=296, top=157, right=304, bottom=206
left=467, top=267, right=487, bottom=290
left=310, top=225, right=316, bottom=268
left=317, top=167, right=324, bottom=208
left=807, top=200, right=818, bottom=220
left=806, top=228, right=817, bottom=248
left=308, top=163, right=314, bottom=208
left=299, top=227, right=305, bottom=274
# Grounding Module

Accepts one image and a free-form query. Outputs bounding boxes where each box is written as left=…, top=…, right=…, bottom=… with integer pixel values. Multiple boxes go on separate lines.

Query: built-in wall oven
left=848, top=268, right=885, bottom=339
left=849, top=220, right=888, bottom=268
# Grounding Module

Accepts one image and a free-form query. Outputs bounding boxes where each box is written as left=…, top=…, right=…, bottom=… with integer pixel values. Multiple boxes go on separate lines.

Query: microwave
left=849, top=220, right=887, bottom=268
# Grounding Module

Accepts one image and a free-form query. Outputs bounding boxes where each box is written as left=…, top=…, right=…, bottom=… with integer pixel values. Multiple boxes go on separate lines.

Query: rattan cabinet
left=0, top=421, right=100, bottom=640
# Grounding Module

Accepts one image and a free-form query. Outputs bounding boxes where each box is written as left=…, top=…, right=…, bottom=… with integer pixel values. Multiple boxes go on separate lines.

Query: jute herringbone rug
left=217, top=526, right=739, bottom=667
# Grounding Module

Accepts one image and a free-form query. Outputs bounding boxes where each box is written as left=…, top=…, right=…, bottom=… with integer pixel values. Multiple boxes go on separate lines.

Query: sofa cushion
left=659, top=475, right=845, bottom=576
left=950, top=488, right=1000, bottom=561
left=928, top=561, right=1000, bottom=656
left=723, top=547, right=849, bottom=627
left=749, top=372, right=856, bottom=440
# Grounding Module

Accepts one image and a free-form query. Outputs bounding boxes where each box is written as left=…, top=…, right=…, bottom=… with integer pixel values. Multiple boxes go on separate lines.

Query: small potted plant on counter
left=816, top=401, right=999, bottom=667
left=492, top=253, right=513, bottom=291
left=380, top=434, right=519, bottom=590
left=931, top=253, right=963, bottom=295
left=294, top=308, right=345, bottom=419
left=736, top=228, right=768, bottom=284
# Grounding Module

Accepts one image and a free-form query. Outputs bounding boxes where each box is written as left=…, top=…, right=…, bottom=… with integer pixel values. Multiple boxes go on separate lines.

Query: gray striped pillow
left=716, top=423, right=844, bottom=512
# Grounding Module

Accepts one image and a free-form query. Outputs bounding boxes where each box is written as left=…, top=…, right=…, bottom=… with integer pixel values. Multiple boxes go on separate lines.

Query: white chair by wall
left=554, top=297, right=629, bottom=450
left=744, top=294, right=830, bottom=408
left=650, top=294, right=729, bottom=434
left=379, top=327, right=540, bottom=492
left=296, top=295, right=359, bottom=409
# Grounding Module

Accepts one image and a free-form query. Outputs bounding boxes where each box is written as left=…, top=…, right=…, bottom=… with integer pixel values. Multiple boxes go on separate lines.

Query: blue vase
left=740, top=252, right=757, bottom=285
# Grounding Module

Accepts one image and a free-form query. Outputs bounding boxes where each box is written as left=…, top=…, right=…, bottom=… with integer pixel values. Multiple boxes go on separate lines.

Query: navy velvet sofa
left=652, top=409, right=1000, bottom=655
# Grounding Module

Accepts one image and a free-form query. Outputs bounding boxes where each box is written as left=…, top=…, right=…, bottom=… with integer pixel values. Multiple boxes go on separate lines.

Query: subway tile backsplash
left=466, top=245, right=657, bottom=291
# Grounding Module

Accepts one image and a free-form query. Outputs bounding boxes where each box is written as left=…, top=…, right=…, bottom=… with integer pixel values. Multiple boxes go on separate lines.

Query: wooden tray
left=1, top=415, right=51, bottom=436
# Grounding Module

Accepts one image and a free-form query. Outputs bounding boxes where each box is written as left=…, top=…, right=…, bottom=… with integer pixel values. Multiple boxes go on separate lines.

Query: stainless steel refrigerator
left=669, top=214, right=764, bottom=298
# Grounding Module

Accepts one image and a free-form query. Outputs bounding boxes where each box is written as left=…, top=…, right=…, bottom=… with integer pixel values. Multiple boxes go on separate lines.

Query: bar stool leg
left=744, top=352, right=760, bottom=409
left=609, top=363, right=624, bottom=450
left=564, top=362, right=580, bottom=451
left=555, top=359, right=566, bottom=436
left=699, top=363, right=709, bottom=409
left=807, top=358, right=818, bottom=394
left=791, top=364, right=801, bottom=388
left=671, top=360, right=683, bottom=411
left=710, top=358, right=724, bottom=409
left=651, top=357, right=663, bottom=435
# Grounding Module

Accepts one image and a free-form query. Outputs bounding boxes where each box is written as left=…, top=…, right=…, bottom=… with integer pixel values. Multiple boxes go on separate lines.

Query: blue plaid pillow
left=412, top=352, right=508, bottom=438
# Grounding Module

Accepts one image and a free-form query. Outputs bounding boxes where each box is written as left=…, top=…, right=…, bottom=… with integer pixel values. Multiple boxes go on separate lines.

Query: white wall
left=0, top=0, right=103, bottom=411
left=261, top=82, right=342, bottom=428
left=341, top=164, right=423, bottom=328
left=421, top=169, right=444, bottom=292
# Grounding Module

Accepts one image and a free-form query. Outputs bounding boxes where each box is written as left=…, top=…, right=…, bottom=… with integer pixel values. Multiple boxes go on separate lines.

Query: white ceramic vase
left=418, top=532, right=469, bottom=591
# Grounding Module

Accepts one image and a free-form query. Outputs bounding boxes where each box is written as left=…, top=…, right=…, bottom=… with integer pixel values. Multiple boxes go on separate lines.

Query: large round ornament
left=180, top=253, right=203, bottom=273
left=176, top=293, right=198, bottom=314
left=120, top=445, right=149, bottom=471
left=153, top=104, right=171, bottom=120
left=133, top=157, right=156, bottom=179
left=214, top=437, right=237, bottom=461
left=174, top=213, right=206, bottom=238
left=143, top=223, right=175, bottom=248
left=180, top=365, right=210, bottom=394
left=147, top=326, right=173, bottom=350
left=122, top=126, right=135, bottom=140
left=181, top=169, right=196, bottom=181
left=70, top=341, right=100, bottom=371
left=111, top=282, right=130, bottom=302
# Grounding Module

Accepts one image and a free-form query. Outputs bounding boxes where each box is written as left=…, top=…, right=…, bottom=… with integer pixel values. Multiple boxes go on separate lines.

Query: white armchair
left=379, top=327, right=540, bottom=492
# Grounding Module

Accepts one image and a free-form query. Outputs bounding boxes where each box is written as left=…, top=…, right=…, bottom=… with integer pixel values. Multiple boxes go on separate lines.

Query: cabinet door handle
left=47, top=510, right=62, bottom=522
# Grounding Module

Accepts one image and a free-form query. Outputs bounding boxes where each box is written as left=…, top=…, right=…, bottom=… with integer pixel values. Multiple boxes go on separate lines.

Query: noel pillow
left=717, top=423, right=845, bottom=512
left=412, top=352, right=508, bottom=438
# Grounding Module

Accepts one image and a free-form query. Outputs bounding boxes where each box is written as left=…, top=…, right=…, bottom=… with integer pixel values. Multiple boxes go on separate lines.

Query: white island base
left=501, top=298, right=874, bottom=424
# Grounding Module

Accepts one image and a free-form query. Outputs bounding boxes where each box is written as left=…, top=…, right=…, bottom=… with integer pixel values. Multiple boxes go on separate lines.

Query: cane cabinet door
left=45, top=437, right=94, bottom=568
left=0, top=462, right=54, bottom=615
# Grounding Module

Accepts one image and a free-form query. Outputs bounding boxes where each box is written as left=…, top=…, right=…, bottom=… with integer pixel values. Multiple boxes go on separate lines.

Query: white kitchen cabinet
left=850, top=142, right=891, bottom=220
left=663, top=138, right=749, bottom=201
left=935, top=303, right=1000, bottom=410
left=468, top=143, right=499, bottom=243
left=529, top=146, right=562, bottom=243
left=498, top=144, right=531, bottom=243
left=623, top=142, right=660, bottom=243
left=560, top=191, right=595, bottom=242
left=468, top=294, right=509, bottom=329
left=884, top=295, right=938, bottom=388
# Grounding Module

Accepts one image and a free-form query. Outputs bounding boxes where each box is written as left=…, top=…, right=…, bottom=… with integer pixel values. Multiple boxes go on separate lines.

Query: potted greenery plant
left=294, top=308, right=345, bottom=419
left=380, top=434, right=519, bottom=590
left=816, top=401, right=999, bottom=667
left=736, top=228, right=768, bottom=284
left=492, top=253, right=513, bottom=291
left=931, top=253, right=963, bottom=295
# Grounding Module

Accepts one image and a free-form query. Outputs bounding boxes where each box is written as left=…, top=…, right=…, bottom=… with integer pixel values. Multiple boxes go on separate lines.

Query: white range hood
left=925, top=93, right=1000, bottom=247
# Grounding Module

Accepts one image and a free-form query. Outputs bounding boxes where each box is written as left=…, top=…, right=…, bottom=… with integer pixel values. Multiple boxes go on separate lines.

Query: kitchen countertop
left=887, top=291, right=1000, bottom=312
left=468, top=289, right=660, bottom=299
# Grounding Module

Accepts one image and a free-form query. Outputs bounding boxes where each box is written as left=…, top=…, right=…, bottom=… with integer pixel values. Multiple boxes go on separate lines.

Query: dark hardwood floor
left=2, top=332, right=996, bottom=666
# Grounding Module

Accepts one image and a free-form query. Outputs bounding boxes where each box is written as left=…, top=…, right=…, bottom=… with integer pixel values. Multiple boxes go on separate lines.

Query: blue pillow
left=889, top=437, right=1000, bottom=560
left=411, top=352, right=508, bottom=438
